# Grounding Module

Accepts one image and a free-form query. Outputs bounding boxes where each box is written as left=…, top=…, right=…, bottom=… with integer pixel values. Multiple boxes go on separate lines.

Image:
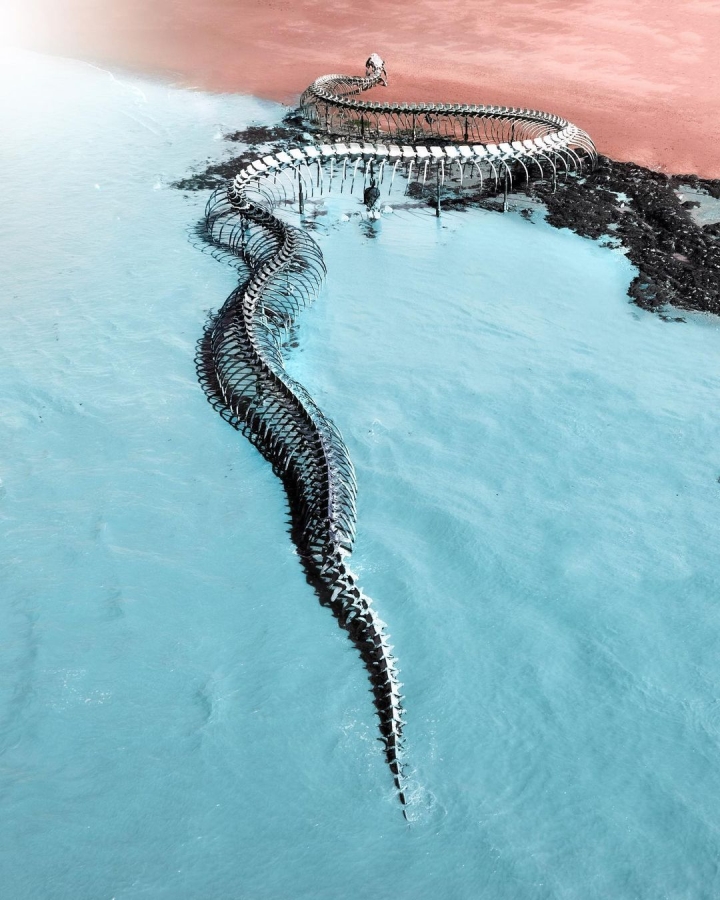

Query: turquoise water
left=2, top=49, right=720, bottom=899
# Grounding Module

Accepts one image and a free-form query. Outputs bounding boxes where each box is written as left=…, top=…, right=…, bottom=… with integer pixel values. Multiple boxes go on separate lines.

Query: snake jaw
left=365, top=52, right=387, bottom=86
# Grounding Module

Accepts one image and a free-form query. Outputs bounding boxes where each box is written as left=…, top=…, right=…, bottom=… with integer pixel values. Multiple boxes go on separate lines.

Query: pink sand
left=19, top=0, right=720, bottom=177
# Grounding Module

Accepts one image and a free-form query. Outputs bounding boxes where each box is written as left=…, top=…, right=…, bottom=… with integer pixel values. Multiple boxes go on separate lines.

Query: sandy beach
left=10, top=0, right=720, bottom=178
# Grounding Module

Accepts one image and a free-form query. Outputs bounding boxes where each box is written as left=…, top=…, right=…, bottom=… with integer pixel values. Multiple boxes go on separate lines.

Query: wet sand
left=15, top=0, right=720, bottom=177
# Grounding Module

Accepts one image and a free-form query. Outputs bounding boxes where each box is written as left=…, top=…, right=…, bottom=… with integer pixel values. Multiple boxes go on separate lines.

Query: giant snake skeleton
left=199, top=55, right=596, bottom=815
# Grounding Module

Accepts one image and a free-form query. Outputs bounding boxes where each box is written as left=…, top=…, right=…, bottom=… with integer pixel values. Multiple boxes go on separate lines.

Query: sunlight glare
left=0, top=7, right=30, bottom=49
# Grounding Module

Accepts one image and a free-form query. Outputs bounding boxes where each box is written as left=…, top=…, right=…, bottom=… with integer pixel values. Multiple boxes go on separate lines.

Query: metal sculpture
left=200, top=56, right=596, bottom=816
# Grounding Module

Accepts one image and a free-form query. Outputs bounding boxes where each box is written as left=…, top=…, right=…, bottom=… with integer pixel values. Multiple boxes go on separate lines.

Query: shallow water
left=2, top=49, right=720, bottom=900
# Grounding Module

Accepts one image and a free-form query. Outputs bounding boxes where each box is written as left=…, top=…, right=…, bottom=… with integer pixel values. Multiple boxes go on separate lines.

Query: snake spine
left=200, top=55, right=596, bottom=814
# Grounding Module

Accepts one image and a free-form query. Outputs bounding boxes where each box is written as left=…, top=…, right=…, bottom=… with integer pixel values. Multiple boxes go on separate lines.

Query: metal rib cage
left=300, top=64, right=597, bottom=162
left=202, top=56, right=597, bottom=815
left=201, top=187, right=407, bottom=808
left=230, top=116, right=596, bottom=208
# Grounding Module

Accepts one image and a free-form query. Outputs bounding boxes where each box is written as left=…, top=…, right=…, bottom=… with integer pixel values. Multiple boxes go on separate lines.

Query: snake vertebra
left=199, top=55, right=595, bottom=815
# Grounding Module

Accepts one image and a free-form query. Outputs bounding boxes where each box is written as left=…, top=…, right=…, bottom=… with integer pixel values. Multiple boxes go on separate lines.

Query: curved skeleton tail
left=201, top=179, right=407, bottom=811
left=199, top=53, right=601, bottom=819
left=318, top=550, right=406, bottom=806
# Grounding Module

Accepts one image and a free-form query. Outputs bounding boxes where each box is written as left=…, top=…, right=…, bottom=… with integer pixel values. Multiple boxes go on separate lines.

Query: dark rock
left=532, top=157, right=720, bottom=316
left=171, top=111, right=307, bottom=191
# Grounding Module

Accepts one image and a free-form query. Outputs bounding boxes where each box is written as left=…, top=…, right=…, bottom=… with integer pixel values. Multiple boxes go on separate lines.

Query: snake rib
left=200, top=55, right=596, bottom=815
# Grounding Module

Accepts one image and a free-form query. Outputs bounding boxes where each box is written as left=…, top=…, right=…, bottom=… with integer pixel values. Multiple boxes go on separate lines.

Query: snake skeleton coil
left=199, top=55, right=596, bottom=815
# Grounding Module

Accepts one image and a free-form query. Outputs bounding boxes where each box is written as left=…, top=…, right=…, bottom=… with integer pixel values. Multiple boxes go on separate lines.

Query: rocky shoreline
left=174, top=118, right=720, bottom=319
left=533, top=159, right=720, bottom=318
